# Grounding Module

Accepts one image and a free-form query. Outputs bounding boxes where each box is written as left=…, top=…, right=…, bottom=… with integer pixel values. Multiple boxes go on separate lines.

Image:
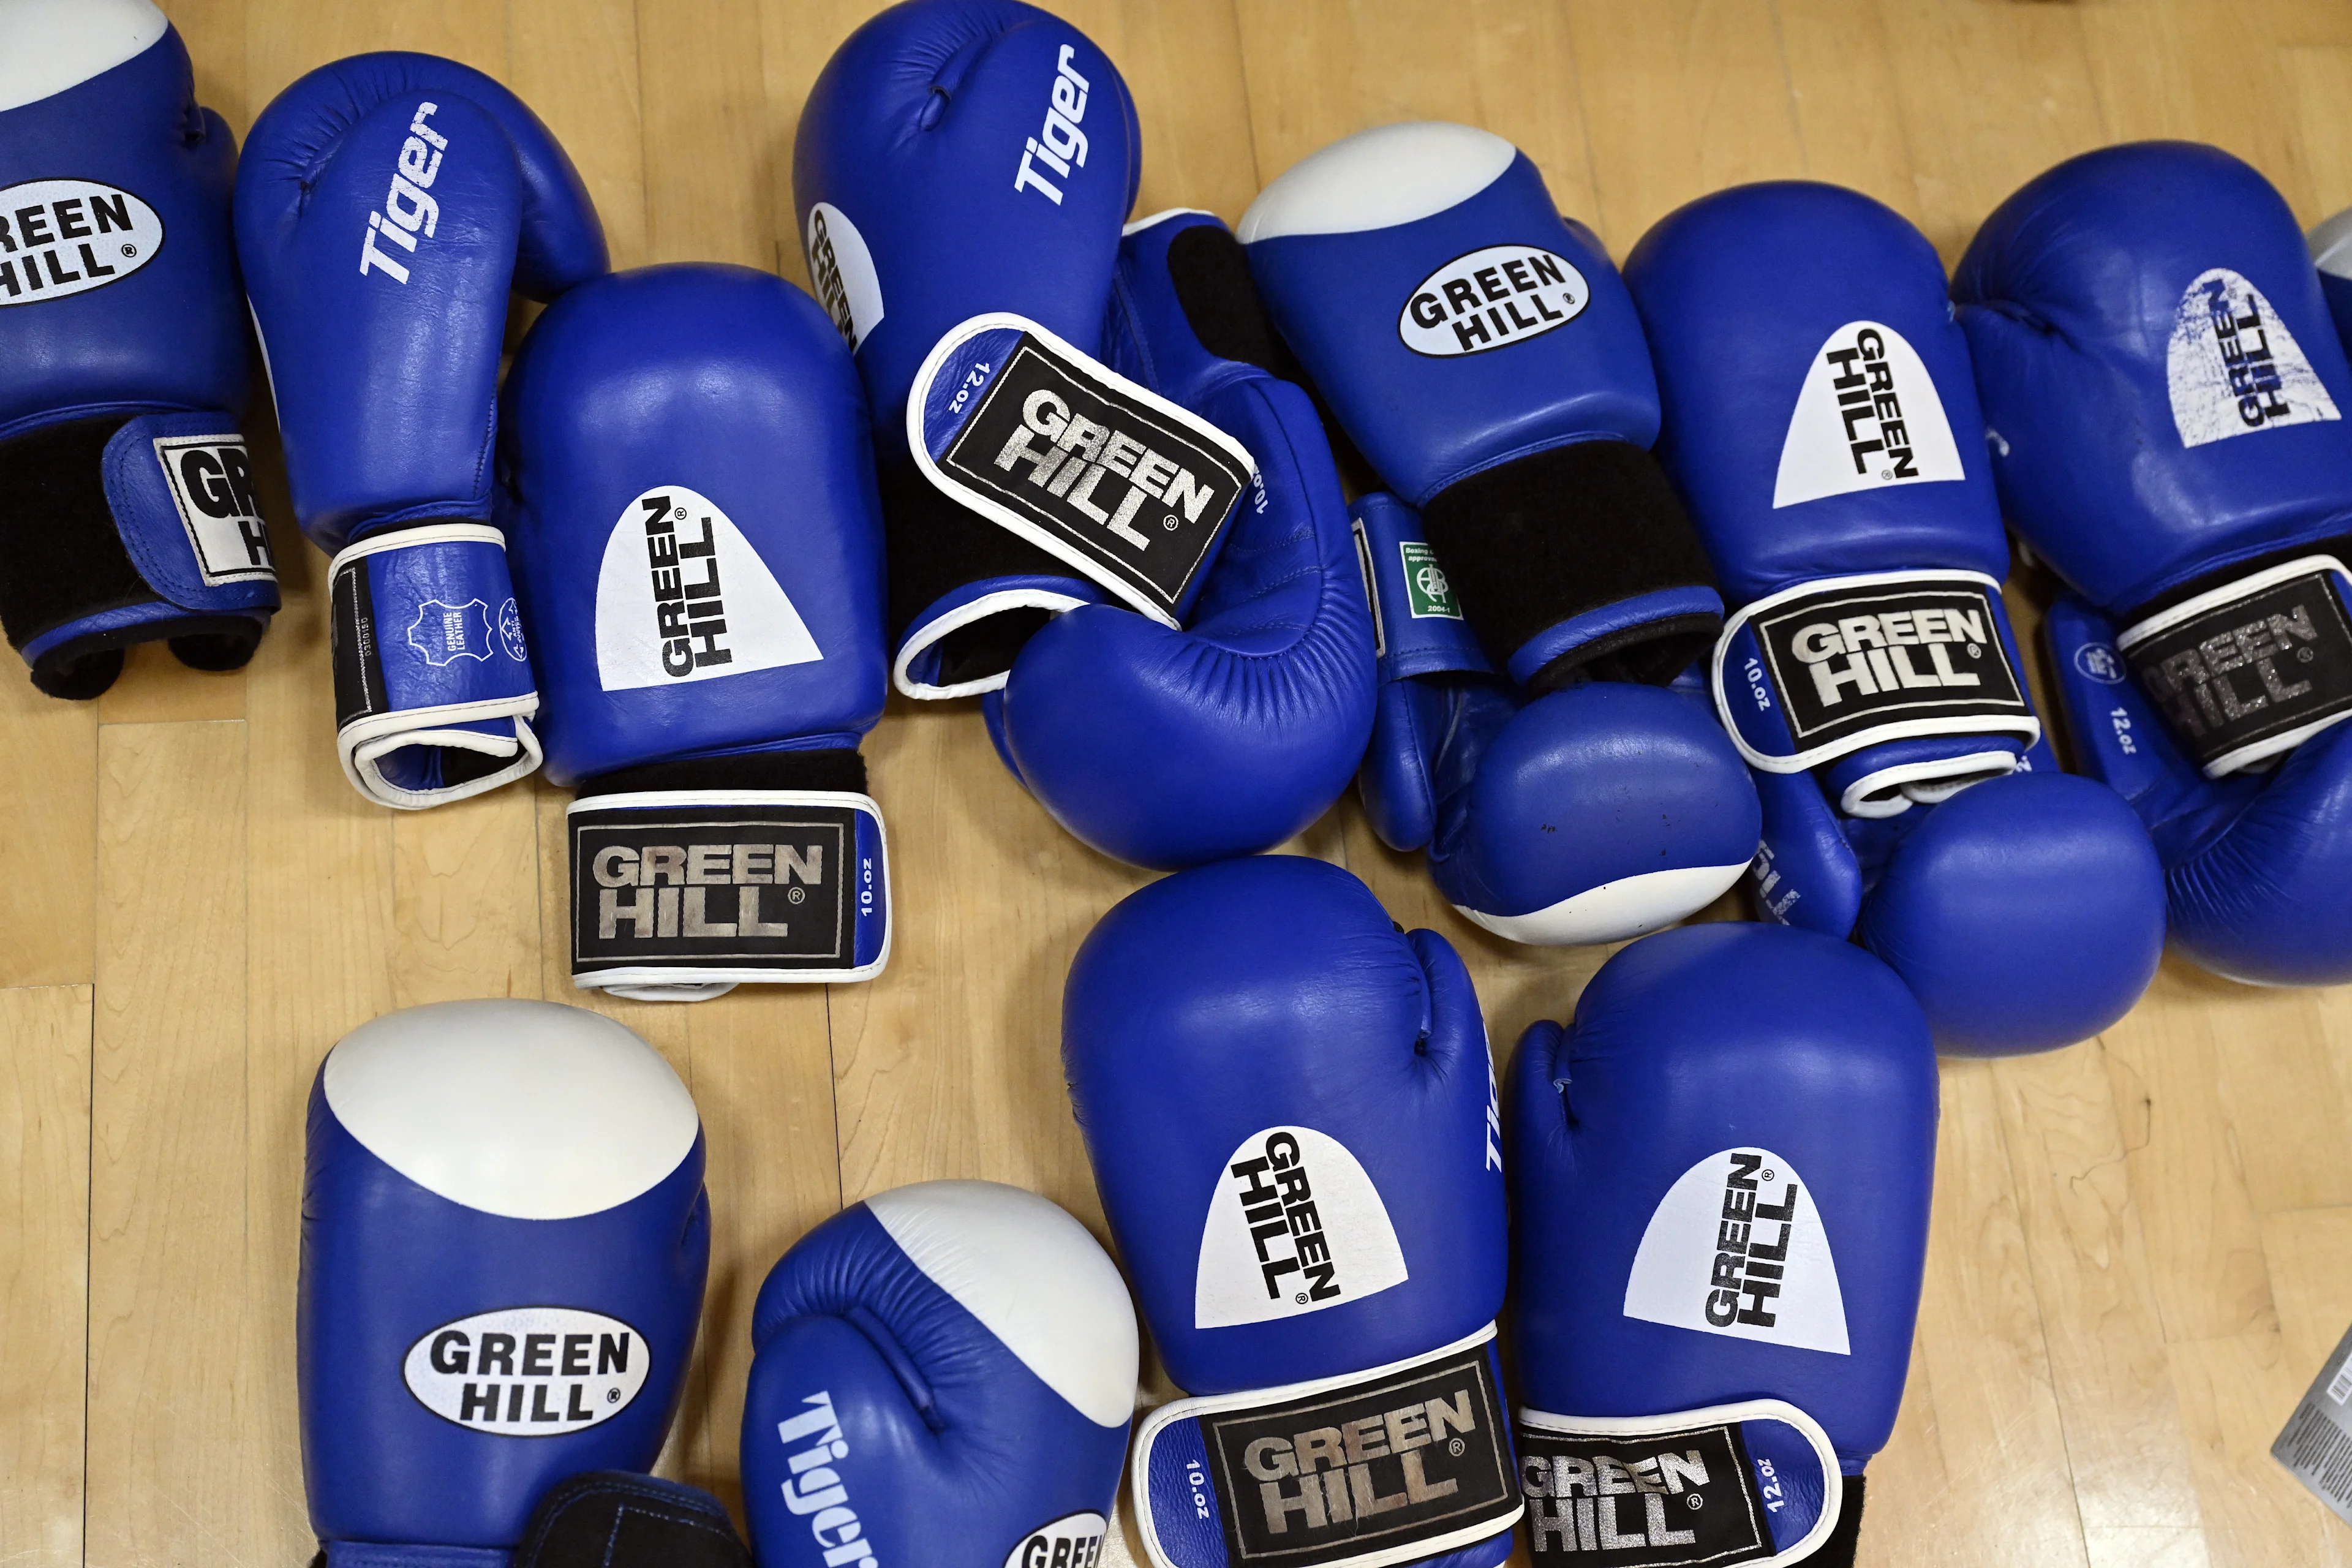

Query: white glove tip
left=867, top=1180, right=1140, bottom=1430
left=0, top=0, right=168, bottom=114
left=322, top=1000, right=700, bottom=1220
left=1240, top=121, right=1518, bottom=244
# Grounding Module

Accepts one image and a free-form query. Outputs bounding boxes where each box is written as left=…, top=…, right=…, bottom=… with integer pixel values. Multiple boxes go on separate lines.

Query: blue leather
left=1509, top=923, right=1936, bottom=1469
left=1064, top=857, right=1506, bottom=1396
left=2047, top=592, right=2352, bottom=985
left=742, top=1193, right=1131, bottom=1568
left=793, top=0, right=1139, bottom=466
left=1246, top=157, right=1659, bottom=509
left=984, top=211, right=1375, bottom=869
left=497, top=265, right=886, bottom=786
left=239, top=51, right=606, bottom=553
left=0, top=19, right=277, bottom=692
left=1625, top=181, right=2165, bottom=1053
left=1356, top=493, right=1759, bottom=941
left=300, top=1052, right=707, bottom=1553
left=1956, top=142, right=2352, bottom=620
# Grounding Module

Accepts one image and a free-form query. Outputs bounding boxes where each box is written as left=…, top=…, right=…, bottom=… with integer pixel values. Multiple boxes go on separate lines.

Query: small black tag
left=1517, top=1419, right=1772, bottom=1565
left=570, top=804, right=854, bottom=976
left=2125, top=569, right=2352, bottom=769
left=1753, top=581, right=2027, bottom=750
left=330, top=554, right=384, bottom=733
left=937, top=337, right=1250, bottom=616
left=1201, top=1343, right=1516, bottom=1566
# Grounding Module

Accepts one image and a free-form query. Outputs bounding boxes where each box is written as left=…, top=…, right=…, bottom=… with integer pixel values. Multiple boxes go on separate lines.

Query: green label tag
left=1400, top=541, right=1461, bottom=619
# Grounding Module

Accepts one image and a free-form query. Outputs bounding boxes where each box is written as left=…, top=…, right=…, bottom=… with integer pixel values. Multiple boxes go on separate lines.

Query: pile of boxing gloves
left=19, top=0, right=2352, bottom=1561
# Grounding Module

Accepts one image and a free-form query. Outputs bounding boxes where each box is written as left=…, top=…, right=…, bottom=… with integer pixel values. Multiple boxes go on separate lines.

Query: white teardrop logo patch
left=1621, top=1147, right=1849, bottom=1355
left=402, top=1306, right=650, bottom=1435
left=1773, top=320, right=1965, bottom=508
left=805, top=202, right=884, bottom=352
left=2168, top=267, right=2340, bottom=447
left=1396, top=244, right=1588, bottom=357
left=594, top=485, right=822, bottom=692
left=1194, top=1125, right=1408, bottom=1328
left=0, top=179, right=164, bottom=306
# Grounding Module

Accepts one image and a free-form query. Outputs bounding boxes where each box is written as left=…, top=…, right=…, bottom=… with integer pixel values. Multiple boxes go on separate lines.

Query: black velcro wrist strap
left=1420, top=440, right=1719, bottom=690
left=568, top=750, right=889, bottom=999
left=2119, top=556, right=2352, bottom=777
left=1133, top=1330, right=1521, bottom=1568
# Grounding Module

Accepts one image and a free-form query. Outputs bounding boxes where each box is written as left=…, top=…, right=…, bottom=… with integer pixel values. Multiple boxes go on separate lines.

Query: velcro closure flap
left=1354, top=492, right=1492, bottom=682
left=1132, top=1327, right=1521, bottom=1568
left=2117, top=555, right=2352, bottom=777
left=108, top=411, right=280, bottom=608
left=567, top=789, right=889, bottom=999
left=908, top=312, right=1256, bottom=628
left=1712, top=569, right=2037, bottom=773
left=1514, top=1398, right=1840, bottom=1565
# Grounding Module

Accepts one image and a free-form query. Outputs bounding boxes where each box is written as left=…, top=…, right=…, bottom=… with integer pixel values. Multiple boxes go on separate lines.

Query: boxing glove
left=0, top=0, right=277, bottom=699
left=239, top=53, right=605, bottom=808
left=979, top=209, right=1375, bottom=867
left=1242, top=121, right=1721, bottom=693
left=1623, top=181, right=2165, bottom=1054
left=498, top=264, right=890, bottom=1001
left=742, top=1180, right=1137, bottom=1568
left=799, top=1, right=1252, bottom=696
left=301, top=1000, right=709, bottom=1566
left=1956, top=141, right=2352, bottom=985
left=1065, top=856, right=1521, bottom=1568
left=1509, top=923, right=1937, bottom=1567
left=1356, top=492, right=1761, bottom=943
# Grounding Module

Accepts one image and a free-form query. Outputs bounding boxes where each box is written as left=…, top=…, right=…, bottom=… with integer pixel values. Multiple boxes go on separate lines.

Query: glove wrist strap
left=1711, top=568, right=2039, bottom=801
left=1420, top=440, right=1722, bottom=693
left=2115, top=553, right=2352, bottom=777
left=1515, top=1398, right=1843, bottom=1566
left=318, top=1544, right=507, bottom=1567
left=1130, top=1326, right=1521, bottom=1568
left=329, top=524, right=539, bottom=810
left=894, top=312, right=1257, bottom=697
left=565, top=755, right=888, bottom=1000
left=0, top=410, right=279, bottom=698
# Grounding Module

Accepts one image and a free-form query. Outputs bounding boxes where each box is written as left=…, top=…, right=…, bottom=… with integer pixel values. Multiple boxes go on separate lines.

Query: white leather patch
left=322, top=1000, right=699, bottom=1220
left=2168, top=267, right=2339, bottom=447
left=1397, top=243, right=1588, bottom=357
left=1623, top=1147, right=1850, bottom=1356
left=866, top=1180, right=1137, bottom=1430
left=1194, top=1126, right=1408, bottom=1328
left=998, top=1513, right=1107, bottom=1568
left=804, top=201, right=884, bottom=352
left=1458, top=860, right=1746, bottom=948
left=1773, top=320, right=1965, bottom=507
left=2312, top=209, right=2352, bottom=283
left=0, top=0, right=166, bottom=113
left=594, top=484, right=821, bottom=691
left=1239, top=121, right=1518, bottom=243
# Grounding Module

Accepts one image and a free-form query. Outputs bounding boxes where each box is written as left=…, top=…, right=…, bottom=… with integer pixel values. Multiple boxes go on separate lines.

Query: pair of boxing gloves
left=298, top=856, right=1936, bottom=1568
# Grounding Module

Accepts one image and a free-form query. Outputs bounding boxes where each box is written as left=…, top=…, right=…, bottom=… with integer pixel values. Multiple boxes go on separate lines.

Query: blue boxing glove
left=1065, top=857, right=1522, bottom=1568
left=1242, top=121, right=1722, bottom=693
left=300, top=1000, right=709, bottom=1567
left=1623, top=181, right=2165, bottom=1054
left=1956, top=142, right=2352, bottom=986
left=0, top=0, right=277, bottom=698
left=1356, top=492, right=1760, bottom=944
left=742, top=1181, right=1137, bottom=1568
left=981, top=209, right=1374, bottom=867
left=499, top=265, right=891, bottom=1001
left=240, top=53, right=606, bottom=808
left=1509, top=924, right=1938, bottom=1567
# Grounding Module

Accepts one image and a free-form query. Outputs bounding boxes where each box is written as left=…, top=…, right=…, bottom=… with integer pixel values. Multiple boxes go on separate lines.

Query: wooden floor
left=12, top=1, right=2352, bottom=1564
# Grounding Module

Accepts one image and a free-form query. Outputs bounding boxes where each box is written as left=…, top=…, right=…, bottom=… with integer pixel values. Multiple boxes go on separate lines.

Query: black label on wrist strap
left=1517, top=1419, right=1773, bottom=1565
left=933, top=336, right=1250, bottom=617
left=2125, top=568, right=2352, bottom=770
left=570, top=802, right=858, bottom=977
left=1751, top=580, right=2027, bottom=751
left=1200, top=1343, right=1517, bottom=1566
left=330, top=553, right=384, bottom=733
